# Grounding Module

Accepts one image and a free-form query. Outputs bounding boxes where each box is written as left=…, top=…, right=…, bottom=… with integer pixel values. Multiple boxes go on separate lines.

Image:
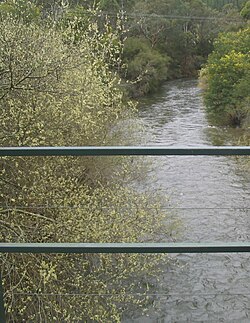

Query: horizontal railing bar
left=0, top=146, right=250, bottom=157
left=1, top=206, right=249, bottom=210
left=12, top=292, right=250, bottom=297
left=1, top=243, right=250, bottom=253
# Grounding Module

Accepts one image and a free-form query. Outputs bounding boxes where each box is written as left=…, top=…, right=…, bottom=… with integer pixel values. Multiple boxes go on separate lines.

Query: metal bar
left=0, top=274, right=6, bottom=323
left=0, top=243, right=250, bottom=254
left=0, top=146, right=250, bottom=157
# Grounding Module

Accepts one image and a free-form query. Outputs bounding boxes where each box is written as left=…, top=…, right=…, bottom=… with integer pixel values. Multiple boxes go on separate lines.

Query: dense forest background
left=50, top=0, right=248, bottom=98
left=0, top=0, right=249, bottom=321
left=0, top=0, right=248, bottom=98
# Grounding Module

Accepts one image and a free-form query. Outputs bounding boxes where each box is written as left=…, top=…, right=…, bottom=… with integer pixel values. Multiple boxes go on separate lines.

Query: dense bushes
left=17, top=0, right=245, bottom=98
left=119, top=0, right=245, bottom=96
left=201, top=26, right=250, bottom=126
left=240, top=0, right=250, bottom=19
left=0, top=11, right=172, bottom=321
left=122, top=37, right=171, bottom=97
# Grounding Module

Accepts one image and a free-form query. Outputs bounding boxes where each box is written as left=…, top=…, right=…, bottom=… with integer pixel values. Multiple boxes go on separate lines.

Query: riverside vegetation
left=23, top=0, right=247, bottom=97
left=199, top=1, right=249, bottom=129
left=0, top=2, right=175, bottom=321
left=0, top=0, right=249, bottom=321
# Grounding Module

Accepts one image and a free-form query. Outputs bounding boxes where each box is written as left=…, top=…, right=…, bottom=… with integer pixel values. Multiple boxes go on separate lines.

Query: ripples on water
left=123, top=79, right=250, bottom=322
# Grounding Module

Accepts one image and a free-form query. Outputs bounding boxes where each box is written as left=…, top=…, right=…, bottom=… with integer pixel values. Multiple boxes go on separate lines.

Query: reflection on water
left=123, top=79, right=250, bottom=322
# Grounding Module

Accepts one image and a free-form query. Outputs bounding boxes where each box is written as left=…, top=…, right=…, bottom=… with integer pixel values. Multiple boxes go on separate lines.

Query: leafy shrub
left=122, top=37, right=171, bottom=97
left=201, top=27, right=250, bottom=126
left=0, top=15, right=173, bottom=321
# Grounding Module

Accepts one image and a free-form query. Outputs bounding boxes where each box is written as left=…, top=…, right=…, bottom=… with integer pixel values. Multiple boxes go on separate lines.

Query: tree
left=123, top=0, right=230, bottom=85
left=0, top=0, right=41, bottom=22
left=240, top=0, right=250, bottom=19
left=201, top=26, right=250, bottom=126
left=122, top=37, right=171, bottom=96
left=0, top=12, right=172, bottom=321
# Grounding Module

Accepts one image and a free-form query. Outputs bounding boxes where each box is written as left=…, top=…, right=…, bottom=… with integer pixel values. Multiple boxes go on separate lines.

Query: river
left=124, top=79, right=250, bottom=322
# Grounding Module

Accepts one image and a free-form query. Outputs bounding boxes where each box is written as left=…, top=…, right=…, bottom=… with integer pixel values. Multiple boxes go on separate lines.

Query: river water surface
left=125, top=79, right=250, bottom=322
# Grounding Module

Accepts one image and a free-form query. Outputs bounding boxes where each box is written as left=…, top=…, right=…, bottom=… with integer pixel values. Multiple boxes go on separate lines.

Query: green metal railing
left=0, top=146, right=250, bottom=322
left=1, top=146, right=249, bottom=156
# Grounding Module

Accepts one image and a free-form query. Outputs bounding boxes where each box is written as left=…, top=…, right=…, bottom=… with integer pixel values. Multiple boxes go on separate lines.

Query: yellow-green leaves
left=0, top=14, right=172, bottom=322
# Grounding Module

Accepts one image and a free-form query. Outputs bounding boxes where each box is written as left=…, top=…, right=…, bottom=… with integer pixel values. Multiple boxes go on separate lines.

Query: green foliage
left=203, top=0, right=246, bottom=10
left=0, top=19, right=125, bottom=147
left=99, top=0, right=120, bottom=11
left=119, top=0, right=245, bottom=96
left=201, top=26, right=250, bottom=126
left=122, top=37, right=171, bottom=96
left=2, top=0, right=246, bottom=98
left=0, top=0, right=41, bottom=22
left=0, top=15, right=173, bottom=321
left=241, top=0, right=250, bottom=19
left=58, top=5, right=92, bottom=35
